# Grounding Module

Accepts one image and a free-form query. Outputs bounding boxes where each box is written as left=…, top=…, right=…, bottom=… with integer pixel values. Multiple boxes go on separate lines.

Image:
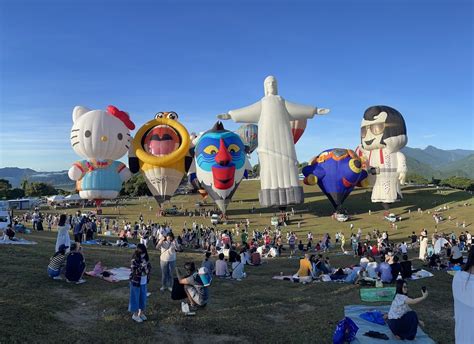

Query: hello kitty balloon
left=68, top=105, right=135, bottom=203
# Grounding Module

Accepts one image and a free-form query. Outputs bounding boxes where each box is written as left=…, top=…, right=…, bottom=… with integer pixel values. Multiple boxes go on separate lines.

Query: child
left=129, top=243, right=151, bottom=323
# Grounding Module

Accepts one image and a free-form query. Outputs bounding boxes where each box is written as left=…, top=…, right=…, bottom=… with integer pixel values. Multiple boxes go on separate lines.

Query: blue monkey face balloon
left=195, top=122, right=248, bottom=210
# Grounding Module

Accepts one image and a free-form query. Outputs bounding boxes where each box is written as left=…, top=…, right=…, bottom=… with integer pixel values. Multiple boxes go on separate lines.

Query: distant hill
left=0, top=167, right=73, bottom=189
left=402, top=146, right=474, bottom=180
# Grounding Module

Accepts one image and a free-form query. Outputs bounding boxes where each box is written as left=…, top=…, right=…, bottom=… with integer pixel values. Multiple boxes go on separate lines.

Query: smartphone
left=421, top=286, right=427, bottom=293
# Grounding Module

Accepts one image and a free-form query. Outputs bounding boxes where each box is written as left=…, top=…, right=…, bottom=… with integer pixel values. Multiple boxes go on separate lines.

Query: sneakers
left=53, top=276, right=63, bottom=280
left=139, top=313, right=147, bottom=321
left=160, top=287, right=166, bottom=292
left=146, top=292, right=151, bottom=297
left=132, top=314, right=143, bottom=323
left=167, top=287, right=172, bottom=292
left=75, top=279, right=86, bottom=285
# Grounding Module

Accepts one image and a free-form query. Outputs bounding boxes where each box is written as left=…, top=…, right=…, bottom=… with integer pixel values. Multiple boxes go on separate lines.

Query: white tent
left=47, top=195, right=65, bottom=203
left=64, top=194, right=82, bottom=201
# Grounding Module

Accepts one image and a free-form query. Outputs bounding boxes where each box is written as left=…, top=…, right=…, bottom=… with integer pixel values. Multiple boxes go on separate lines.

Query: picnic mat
left=85, top=267, right=131, bottom=282
left=272, top=275, right=295, bottom=281
left=344, top=305, right=435, bottom=344
left=82, top=239, right=136, bottom=249
left=360, top=287, right=396, bottom=302
left=0, top=238, right=37, bottom=245
left=409, top=269, right=434, bottom=280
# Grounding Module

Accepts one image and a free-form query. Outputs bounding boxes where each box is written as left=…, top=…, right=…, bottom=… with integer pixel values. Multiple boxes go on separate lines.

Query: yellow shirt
left=297, top=258, right=312, bottom=277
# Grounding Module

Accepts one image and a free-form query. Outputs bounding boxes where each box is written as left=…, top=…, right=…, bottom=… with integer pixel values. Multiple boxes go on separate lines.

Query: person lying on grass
left=65, top=242, right=86, bottom=284
left=177, top=262, right=209, bottom=313
left=47, top=244, right=68, bottom=280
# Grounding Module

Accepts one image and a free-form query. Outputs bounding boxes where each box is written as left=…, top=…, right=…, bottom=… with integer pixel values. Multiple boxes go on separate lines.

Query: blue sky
left=0, top=0, right=472, bottom=171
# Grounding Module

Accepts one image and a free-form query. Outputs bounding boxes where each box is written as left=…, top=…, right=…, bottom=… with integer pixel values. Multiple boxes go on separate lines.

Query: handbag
left=171, top=277, right=187, bottom=300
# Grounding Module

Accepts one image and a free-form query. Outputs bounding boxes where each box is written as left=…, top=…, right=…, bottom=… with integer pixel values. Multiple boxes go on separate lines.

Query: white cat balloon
left=68, top=105, right=135, bottom=201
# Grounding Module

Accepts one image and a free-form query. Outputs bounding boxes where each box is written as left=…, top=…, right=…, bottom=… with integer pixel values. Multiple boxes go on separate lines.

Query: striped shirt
left=48, top=253, right=66, bottom=271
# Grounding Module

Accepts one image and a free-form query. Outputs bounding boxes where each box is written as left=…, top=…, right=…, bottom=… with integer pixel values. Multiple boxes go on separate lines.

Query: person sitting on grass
left=450, top=240, right=464, bottom=265
left=201, top=251, right=215, bottom=278
left=390, top=255, right=403, bottom=282
left=215, top=253, right=230, bottom=277
left=376, top=255, right=392, bottom=283
left=129, top=243, right=151, bottom=323
left=65, top=242, right=86, bottom=284
left=177, top=262, right=209, bottom=313
left=294, top=253, right=313, bottom=283
left=4, top=224, right=16, bottom=241
left=400, top=254, right=413, bottom=279
left=386, top=279, right=428, bottom=340
left=47, top=244, right=68, bottom=280
left=231, top=255, right=246, bottom=280
left=366, top=256, right=379, bottom=279
left=250, top=247, right=261, bottom=266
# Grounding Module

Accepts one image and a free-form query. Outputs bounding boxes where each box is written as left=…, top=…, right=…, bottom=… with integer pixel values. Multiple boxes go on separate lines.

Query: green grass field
left=1, top=181, right=472, bottom=343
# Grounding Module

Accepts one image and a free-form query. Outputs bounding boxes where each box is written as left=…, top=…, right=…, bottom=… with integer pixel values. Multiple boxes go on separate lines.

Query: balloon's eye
left=117, top=133, right=123, bottom=140
left=203, top=145, right=218, bottom=155
left=85, top=130, right=92, bottom=138
left=227, top=144, right=240, bottom=153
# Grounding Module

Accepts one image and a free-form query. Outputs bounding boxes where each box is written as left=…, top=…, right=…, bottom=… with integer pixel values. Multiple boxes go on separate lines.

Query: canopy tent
left=64, top=194, right=82, bottom=201
left=47, top=195, right=65, bottom=203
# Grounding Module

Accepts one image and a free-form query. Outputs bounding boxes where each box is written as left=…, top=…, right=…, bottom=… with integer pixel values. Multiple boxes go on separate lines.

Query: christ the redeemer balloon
left=218, top=76, right=329, bottom=208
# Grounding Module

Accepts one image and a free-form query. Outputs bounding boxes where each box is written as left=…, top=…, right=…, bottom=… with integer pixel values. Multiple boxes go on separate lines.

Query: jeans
left=47, top=267, right=60, bottom=278
left=160, top=259, right=176, bottom=288
left=129, top=283, right=147, bottom=313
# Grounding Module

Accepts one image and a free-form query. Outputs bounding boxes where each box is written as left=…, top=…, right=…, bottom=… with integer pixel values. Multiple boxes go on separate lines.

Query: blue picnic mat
left=344, top=305, right=435, bottom=344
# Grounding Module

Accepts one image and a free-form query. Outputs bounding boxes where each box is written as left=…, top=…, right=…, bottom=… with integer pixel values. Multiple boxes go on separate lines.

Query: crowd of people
left=3, top=203, right=468, bottom=342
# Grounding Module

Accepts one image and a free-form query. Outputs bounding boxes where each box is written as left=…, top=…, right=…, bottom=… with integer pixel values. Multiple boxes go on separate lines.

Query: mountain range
left=0, top=145, right=473, bottom=189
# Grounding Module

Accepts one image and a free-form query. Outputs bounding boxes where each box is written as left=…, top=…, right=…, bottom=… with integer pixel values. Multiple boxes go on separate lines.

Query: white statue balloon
left=218, top=75, right=329, bottom=208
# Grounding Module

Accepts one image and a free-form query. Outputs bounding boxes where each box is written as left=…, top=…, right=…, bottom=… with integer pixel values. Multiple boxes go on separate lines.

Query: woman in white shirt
left=231, top=255, right=246, bottom=280
left=387, top=279, right=428, bottom=340
left=452, top=246, right=474, bottom=343
left=156, top=232, right=181, bottom=292
left=55, top=214, right=71, bottom=253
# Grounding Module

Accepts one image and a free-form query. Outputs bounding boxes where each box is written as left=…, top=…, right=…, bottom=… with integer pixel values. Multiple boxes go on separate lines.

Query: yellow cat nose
left=101, top=135, right=108, bottom=142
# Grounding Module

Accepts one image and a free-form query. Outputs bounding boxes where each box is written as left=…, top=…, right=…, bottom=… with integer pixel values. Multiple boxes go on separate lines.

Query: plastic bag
left=333, top=317, right=359, bottom=344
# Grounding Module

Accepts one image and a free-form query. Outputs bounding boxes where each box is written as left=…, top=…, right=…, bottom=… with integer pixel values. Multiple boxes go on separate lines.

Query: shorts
left=48, top=267, right=60, bottom=278
left=184, top=285, right=205, bottom=306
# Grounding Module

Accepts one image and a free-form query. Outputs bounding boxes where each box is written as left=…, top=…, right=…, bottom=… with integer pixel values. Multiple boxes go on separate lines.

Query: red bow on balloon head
left=107, top=105, right=135, bottom=130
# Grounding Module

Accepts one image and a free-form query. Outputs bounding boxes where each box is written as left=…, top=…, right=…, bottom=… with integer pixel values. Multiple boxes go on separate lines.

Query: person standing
left=129, top=243, right=151, bottom=323
left=156, top=232, right=181, bottom=292
left=55, top=214, right=71, bottom=253
left=419, top=229, right=428, bottom=260
left=452, top=246, right=474, bottom=343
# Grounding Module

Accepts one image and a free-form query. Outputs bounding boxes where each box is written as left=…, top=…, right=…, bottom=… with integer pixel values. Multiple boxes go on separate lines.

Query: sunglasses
left=361, top=123, right=395, bottom=138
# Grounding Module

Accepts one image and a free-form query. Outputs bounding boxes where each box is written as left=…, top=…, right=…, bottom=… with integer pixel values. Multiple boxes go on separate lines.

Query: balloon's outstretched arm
left=316, top=108, right=330, bottom=115
left=217, top=113, right=231, bottom=120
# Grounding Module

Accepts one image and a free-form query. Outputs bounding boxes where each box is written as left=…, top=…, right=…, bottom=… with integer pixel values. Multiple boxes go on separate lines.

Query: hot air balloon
left=68, top=105, right=135, bottom=209
left=290, top=119, right=307, bottom=144
left=129, top=112, right=191, bottom=206
left=217, top=75, right=330, bottom=208
left=355, top=105, right=408, bottom=209
left=192, top=121, right=251, bottom=214
left=236, top=124, right=258, bottom=154
left=302, top=148, right=368, bottom=211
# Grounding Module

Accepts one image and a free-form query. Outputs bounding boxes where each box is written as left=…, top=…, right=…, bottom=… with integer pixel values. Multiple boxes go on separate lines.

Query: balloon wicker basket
left=95, top=199, right=103, bottom=215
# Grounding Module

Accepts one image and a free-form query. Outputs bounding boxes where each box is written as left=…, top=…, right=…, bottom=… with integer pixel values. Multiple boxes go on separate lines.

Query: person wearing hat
left=176, top=262, right=209, bottom=313
left=47, top=244, right=68, bottom=279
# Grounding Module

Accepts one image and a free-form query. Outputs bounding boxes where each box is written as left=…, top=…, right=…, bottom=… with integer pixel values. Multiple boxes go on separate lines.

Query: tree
left=7, top=188, right=25, bottom=199
left=0, top=179, right=12, bottom=198
left=25, top=182, right=57, bottom=197
left=440, top=176, right=474, bottom=191
left=120, top=174, right=151, bottom=197
left=406, top=173, right=429, bottom=185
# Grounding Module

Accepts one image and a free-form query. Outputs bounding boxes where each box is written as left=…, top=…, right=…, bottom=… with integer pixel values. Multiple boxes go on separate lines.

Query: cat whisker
left=72, top=142, right=80, bottom=146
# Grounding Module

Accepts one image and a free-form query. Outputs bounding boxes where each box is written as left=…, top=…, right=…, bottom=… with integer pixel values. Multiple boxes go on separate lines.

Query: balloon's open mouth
left=212, top=165, right=235, bottom=190
left=364, top=139, right=375, bottom=146
left=143, top=125, right=181, bottom=156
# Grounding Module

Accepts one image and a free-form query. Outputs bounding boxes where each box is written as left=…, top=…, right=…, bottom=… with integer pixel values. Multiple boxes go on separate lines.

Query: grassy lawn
left=1, top=181, right=472, bottom=343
